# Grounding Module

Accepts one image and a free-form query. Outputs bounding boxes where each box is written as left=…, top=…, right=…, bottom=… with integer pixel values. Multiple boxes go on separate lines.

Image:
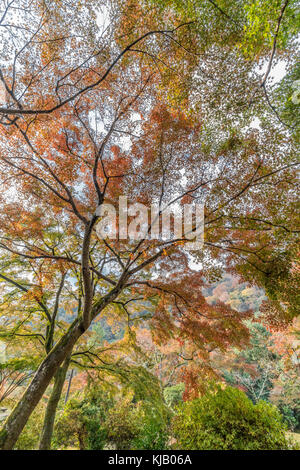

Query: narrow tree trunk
left=0, top=321, right=82, bottom=450
left=78, top=431, right=86, bottom=450
left=39, top=353, right=71, bottom=450
left=64, top=368, right=74, bottom=405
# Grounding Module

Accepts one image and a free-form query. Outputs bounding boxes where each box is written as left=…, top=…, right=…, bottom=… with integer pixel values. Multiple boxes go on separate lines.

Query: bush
left=55, top=386, right=170, bottom=450
left=106, top=395, right=169, bottom=450
left=131, top=405, right=169, bottom=450
left=54, top=388, right=113, bottom=450
left=105, top=395, right=141, bottom=449
left=163, top=383, right=185, bottom=410
left=278, top=402, right=300, bottom=431
left=172, top=385, right=296, bottom=450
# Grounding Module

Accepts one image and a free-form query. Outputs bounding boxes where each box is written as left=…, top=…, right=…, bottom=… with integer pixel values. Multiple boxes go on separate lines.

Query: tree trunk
left=0, top=321, right=82, bottom=450
left=64, top=368, right=74, bottom=405
left=39, top=353, right=71, bottom=450
left=78, top=431, right=86, bottom=450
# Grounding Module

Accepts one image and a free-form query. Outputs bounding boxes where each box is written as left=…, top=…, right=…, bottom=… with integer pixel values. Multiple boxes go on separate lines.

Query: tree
left=55, top=388, right=112, bottom=450
left=0, top=0, right=299, bottom=449
left=222, top=322, right=279, bottom=403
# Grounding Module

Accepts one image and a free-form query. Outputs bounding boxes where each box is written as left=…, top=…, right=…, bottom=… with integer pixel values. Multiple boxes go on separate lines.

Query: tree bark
left=38, top=353, right=71, bottom=450
left=64, top=368, right=74, bottom=405
left=0, top=321, right=82, bottom=450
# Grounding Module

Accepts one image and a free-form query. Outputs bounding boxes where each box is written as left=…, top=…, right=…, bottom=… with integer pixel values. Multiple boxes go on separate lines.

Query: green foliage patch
left=172, top=385, right=296, bottom=450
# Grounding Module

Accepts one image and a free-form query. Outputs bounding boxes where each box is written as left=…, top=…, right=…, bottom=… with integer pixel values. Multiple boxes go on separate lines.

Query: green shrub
left=172, top=385, right=296, bottom=450
left=278, top=403, right=300, bottom=431
left=54, top=389, right=113, bottom=450
left=164, top=383, right=185, bottom=410
left=105, top=395, right=141, bottom=449
left=131, top=405, right=169, bottom=450
left=54, top=387, right=170, bottom=450
left=105, top=395, right=169, bottom=450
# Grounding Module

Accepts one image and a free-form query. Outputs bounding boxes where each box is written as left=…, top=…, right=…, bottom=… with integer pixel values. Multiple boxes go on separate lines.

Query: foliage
left=205, top=274, right=265, bottom=313
left=14, top=402, right=46, bottom=450
left=271, top=61, right=300, bottom=137
left=55, top=387, right=113, bottom=450
left=222, top=322, right=278, bottom=403
left=131, top=408, right=169, bottom=450
left=277, top=403, right=300, bottom=432
left=172, top=384, right=295, bottom=450
left=163, top=383, right=185, bottom=410
left=241, top=0, right=298, bottom=56
left=55, top=383, right=169, bottom=450
left=220, top=317, right=300, bottom=431
left=0, top=0, right=299, bottom=449
left=268, top=316, right=300, bottom=430
left=103, top=393, right=169, bottom=450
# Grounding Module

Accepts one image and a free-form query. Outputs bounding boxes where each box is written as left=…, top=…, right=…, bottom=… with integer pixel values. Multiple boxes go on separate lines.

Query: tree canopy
left=0, top=0, right=298, bottom=450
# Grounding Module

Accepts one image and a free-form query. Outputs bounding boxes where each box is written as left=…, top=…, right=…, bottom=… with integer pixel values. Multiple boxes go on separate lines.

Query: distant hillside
left=203, top=274, right=265, bottom=314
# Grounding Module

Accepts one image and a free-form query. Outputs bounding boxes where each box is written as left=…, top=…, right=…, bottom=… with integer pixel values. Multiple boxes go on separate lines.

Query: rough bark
left=39, top=353, right=71, bottom=450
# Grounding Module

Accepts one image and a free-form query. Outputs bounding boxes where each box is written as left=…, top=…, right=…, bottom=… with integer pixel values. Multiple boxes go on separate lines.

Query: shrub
left=105, top=395, right=141, bottom=450
left=54, top=387, right=170, bottom=450
left=105, top=394, right=170, bottom=450
left=164, top=383, right=185, bottom=410
left=131, top=405, right=169, bottom=450
left=172, top=385, right=296, bottom=450
left=54, top=388, right=113, bottom=450
left=277, top=402, right=300, bottom=431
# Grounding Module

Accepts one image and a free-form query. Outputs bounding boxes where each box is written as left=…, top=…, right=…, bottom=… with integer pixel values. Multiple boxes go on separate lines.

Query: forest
left=0, top=0, right=299, bottom=452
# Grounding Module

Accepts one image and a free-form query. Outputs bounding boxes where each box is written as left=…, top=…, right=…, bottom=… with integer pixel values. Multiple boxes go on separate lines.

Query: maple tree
left=0, top=0, right=299, bottom=449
